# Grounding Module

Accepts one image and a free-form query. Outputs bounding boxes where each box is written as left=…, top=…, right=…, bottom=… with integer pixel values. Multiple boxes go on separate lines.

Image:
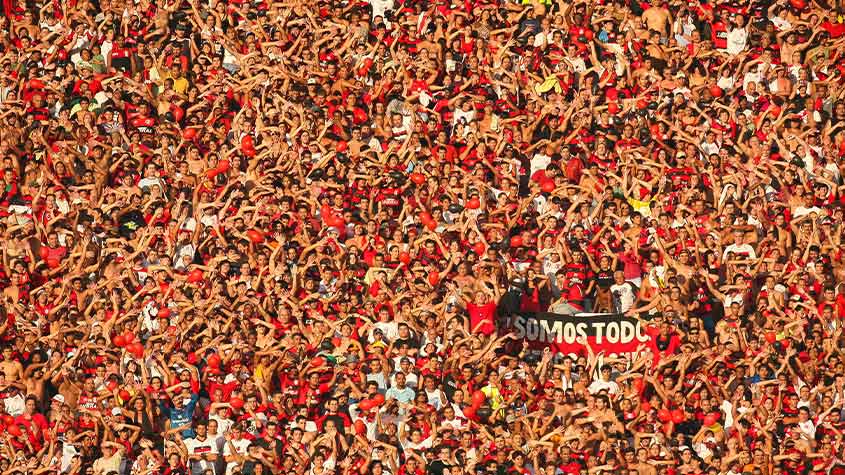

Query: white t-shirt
left=530, top=153, right=552, bottom=176
left=138, top=176, right=166, bottom=191
left=173, top=243, right=196, bottom=270
left=222, top=47, right=239, bottom=70
left=183, top=436, right=218, bottom=475
left=222, top=438, right=251, bottom=475
left=717, top=75, right=735, bottom=90
left=370, top=321, right=399, bottom=342
left=742, top=67, right=764, bottom=91
left=587, top=379, right=620, bottom=395
left=770, top=16, right=792, bottom=31
left=610, top=282, right=636, bottom=313
left=40, top=20, right=63, bottom=34
left=723, top=292, right=744, bottom=309
left=720, top=400, right=735, bottom=429
left=425, top=388, right=445, bottom=410
left=61, top=443, right=79, bottom=473
left=543, top=257, right=562, bottom=279
left=367, top=372, right=388, bottom=391
left=200, top=213, right=218, bottom=228
left=533, top=31, right=552, bottom=47
left=401, top=435, right=433, bottom=458
left=793, top=206, right=823, bottom=219
left=722, top=243, right=756, bottom=260
left=453, top=107, right=476, bottom=125
left=725, top=27, right=747, bottom=55
left=4, top=393, right=25, bottom=416
left=101, top=39, right=114, bottom=62
left=368, top=0, right=395, bottom=21
left=565, top=56, right=586, bottom=73
left=700, top=139, right=721, bottom=156
left=390, top=371, right=418, bottom=389
left=210, top=416, right=233, bottom=436
left=441, top=416, right=466, bottom=431
left=694, top=439, right=714, bottom=460
left=798, top=419, right=816, bottom=440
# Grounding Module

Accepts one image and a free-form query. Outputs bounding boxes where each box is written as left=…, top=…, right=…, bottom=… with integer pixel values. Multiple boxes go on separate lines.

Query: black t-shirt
left=428, top=460, right=449, bottom=475
left=119, top=209, right=147, bottom=231
left=442, top=372, right=462, bottom=401
left=595, top=269, right=614, bottom=289
left=254, top=437, right=284, bottom=459
left=394, top=336, right=419, bottom=349
left=110, top=47, right=133, bottom=72
left=628, top=0, right=645, bottom=16
left=676, top=419, right=701, bottom=437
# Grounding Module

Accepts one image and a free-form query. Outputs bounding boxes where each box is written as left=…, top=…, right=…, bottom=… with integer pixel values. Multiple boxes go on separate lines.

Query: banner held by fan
left=505, top=311, right=650, bottom=357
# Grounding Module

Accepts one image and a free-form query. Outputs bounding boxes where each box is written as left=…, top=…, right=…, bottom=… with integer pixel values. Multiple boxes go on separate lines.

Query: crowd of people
left=2, top=0, right=845, bottom=474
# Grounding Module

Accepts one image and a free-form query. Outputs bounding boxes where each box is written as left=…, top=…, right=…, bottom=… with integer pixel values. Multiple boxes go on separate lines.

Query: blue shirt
left=385, top=386, right=415, bottom=404
left=162, top=393, right=199, bottom=438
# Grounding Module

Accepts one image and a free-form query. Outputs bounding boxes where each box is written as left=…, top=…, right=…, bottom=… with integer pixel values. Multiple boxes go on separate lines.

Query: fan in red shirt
left=457, top=288, right=499, bottom=335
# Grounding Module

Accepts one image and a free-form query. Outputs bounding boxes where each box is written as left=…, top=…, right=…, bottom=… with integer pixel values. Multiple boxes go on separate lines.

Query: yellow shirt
left=254, top=364, right=266, bottom=382
left=171, top=76, right=189, bottom=94
left=161, top=73, right=188, bottom=94
left=93, top=451, right=122, bottom=475
left=481, top=385, right=504, bottom=411
left=627, top=197, right=653, bottom=217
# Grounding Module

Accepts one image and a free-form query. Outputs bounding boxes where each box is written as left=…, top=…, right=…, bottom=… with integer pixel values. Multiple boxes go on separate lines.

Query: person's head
left=600, top=364, right=612, bottom=381
left=798, top=406, right=810, bottom=421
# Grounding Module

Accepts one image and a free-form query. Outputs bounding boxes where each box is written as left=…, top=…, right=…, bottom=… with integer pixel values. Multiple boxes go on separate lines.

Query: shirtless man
left=778, top=32, right=813, bottom=65
left=51, top=368, right=83, bottom=409
left=23, top=351, right=61, bottom=401
left=0, top=346, right=23, bottom=382
left=633, top=447, right=658, bottom=475
left=642, top=0, right=672, bottom=40
left=2, top=273, right=25, bottom=305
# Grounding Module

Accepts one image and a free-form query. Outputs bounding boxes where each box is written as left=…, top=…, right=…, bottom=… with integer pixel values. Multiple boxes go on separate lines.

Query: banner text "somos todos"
left=509, top=313, right=650, bottom=354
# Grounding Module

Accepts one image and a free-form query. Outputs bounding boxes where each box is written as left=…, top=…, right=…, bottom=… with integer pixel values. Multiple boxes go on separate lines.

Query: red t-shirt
left=467, top=301, right=496, bottom=335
